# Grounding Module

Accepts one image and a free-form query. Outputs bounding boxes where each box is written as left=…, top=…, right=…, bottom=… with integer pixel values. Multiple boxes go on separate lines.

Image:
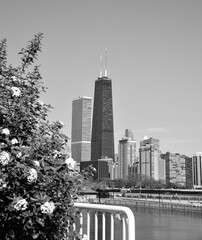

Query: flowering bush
left=0, top=33, right=88, bottom=240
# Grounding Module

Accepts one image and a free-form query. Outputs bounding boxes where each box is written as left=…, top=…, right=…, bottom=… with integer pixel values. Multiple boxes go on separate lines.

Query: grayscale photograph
left=0, top=1, right=202, bottom=240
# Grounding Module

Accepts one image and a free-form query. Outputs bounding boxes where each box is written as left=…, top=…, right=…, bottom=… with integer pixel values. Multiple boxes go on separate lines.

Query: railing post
left=95, top=211, right=98, bottom=240
left=87, top=211, right=90, bottom=239
left=122, top=215, right=126, bottom=240
left=79, top=212, right=83, bottom=236
left=102, top=212, right=106, bottom=240
left=111, top=213, right=114, bottom=240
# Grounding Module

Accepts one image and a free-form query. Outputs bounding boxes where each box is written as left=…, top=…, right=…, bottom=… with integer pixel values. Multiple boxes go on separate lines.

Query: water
left=81, top=207, right=202, bottom=240
left=128, top=207, right=202, bottom=240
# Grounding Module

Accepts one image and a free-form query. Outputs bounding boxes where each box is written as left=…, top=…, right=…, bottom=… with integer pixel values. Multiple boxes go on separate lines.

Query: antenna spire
left=99, top=55, right=103, bottom=78
left=104, top=47, right=108, bottom=77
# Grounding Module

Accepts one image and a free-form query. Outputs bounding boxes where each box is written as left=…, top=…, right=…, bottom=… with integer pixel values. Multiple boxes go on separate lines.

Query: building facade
left=118, top=129, right=137, bottom=180
left=192, top=152, right=202, bottom=188
left=71, top=96, right=92, bottom=163
left=161, top=152, right=186, bottom=187
left=185, top=156, right=193, bottom=188
left=91, top=76, right=115, bottom=161
left=80, top=160, right=109, bottom=180
left=139, top=137, right=163, bottom=181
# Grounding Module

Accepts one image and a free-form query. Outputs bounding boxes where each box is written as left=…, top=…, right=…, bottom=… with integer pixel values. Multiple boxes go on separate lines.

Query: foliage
left=0, top=34, right=90, bottom=240
left=109, top=177, right=167, bottom=189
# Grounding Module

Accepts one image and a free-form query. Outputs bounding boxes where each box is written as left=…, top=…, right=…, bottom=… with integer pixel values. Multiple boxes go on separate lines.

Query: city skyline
left=1, top=0, right=202, bottom=157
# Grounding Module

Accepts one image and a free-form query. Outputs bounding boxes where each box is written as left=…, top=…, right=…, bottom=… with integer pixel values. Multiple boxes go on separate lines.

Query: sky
left=1, top=0, right=202, bottom=157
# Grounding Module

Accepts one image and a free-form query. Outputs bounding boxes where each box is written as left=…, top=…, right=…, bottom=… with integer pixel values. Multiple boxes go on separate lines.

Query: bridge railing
left=74, top=202, right=135, bottom=240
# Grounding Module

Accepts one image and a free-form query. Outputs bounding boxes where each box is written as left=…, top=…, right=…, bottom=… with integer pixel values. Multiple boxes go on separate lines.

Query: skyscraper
left=139, top=137, right=162, bottom=181
left=91, top=76, right=115, bottom=161
left=192, top=152, right=202, bottom=188
left=118, top=129, right=137, bottom=180
left=71, top=96, right=92, bottom=163
left=80, top=51, right=114, bottom=180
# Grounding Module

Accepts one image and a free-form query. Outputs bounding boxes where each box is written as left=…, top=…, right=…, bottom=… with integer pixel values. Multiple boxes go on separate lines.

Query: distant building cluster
left=70, top=59, right=201, bottom=189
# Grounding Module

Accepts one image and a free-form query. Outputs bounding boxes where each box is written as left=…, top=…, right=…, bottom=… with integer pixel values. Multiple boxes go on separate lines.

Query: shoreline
left=89, top=198, right=202, bottom=213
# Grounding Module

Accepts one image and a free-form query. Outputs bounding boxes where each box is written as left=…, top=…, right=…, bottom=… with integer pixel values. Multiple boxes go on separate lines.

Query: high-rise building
left=161, top=152, right=186, bottom=187
left=80, top=51, right=114, bottom=180
left=91, top=76, right=115, bottom=161
left=118, top=129, right=137, bottom=180
left=139, top=137, right=163, bottom=181
left=71, top=96, right=92, bottom=163
left=192, top=152, right=202, bottom=188
left=185, top=155, right=193, bottom=188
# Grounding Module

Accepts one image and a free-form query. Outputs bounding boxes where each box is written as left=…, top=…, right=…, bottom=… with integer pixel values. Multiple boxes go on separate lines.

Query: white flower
left=11, top=138, right=18, bottom=145
left=11, top=86, right=21, bottom=97
left=36, top=99, right=44, bottom=106
left=52, top=150, right=59, bottom=158
left=58, top=121, right=64, bottom=126
left=40, top=201, right=55, bottom=214
left=0, top=151, right=10, bottom=165
left=55, top=121, right=64, bottom=128
left=27, top=168, right=38, bottom=182
left=1, top=128, right=10, bottom=135
left=13, top=199, right=28, bottom=211
left=33, top=160, right=40, bottom=167
left=11, top=76, right=19, bottom=82
left=65, top=157, right=76, bottom=170
left=32, top=233, right=39, bottom=239
left=0, top=179, right=7, bottom=189
left=82, top=234, right=89, bottom=240
left=16, top=152, right=22, bottom=158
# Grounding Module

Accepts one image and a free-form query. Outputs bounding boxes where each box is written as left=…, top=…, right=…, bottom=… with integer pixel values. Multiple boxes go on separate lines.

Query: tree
left=0, top=34, right=88, bottom=240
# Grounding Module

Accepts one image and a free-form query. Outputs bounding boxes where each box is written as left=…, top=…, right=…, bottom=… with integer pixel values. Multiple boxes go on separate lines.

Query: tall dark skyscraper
left=91, top=76, right=115, bottom=161
left=80, top=50, right=115, bottom=180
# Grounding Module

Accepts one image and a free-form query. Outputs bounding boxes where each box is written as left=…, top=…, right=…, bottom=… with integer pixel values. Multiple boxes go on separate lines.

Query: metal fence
left=74, top=202, right=135, bottom=240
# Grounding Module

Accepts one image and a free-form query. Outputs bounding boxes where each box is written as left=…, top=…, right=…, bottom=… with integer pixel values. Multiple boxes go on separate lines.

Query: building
left=158, top=157, right=166, bottom=183
left=80, top=156, right=118, bottom=180
left=81, top=52, right=115, bottom=179
left=100, top=157, right=118, bottom=180
left=71, top=96, right=92, bottom=163
left=91, top=76, right=115, bottom=161
left=118, top=129, right=137, bottom=180
left=192, top=152, right=202, bottom=188
left=185, top=156, right=193, bottom=188
left=161, top=152, right=191, bottom=187
left=80, top=160, right=109, bottom=180
left=139, top=137, right=163, bottom=181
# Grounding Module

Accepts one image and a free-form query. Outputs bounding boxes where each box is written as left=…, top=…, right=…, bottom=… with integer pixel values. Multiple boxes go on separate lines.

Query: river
left=131, top=207, right=202, bottom=240
left=110, top=208, right=202, bottom=240
left=93, top=206, right=202, bottom=240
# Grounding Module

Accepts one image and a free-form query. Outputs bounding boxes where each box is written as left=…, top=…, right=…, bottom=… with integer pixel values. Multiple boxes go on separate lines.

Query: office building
left=71, top=96, right=92, bottom=163
left=81, top=52, right=115, bottom=179
left=192, top=152, right=202, bottom=188
left=185, top=156, right=193, bottom=188
left=139, top=137, right=162, bottom=181
left=118, top=129, right=137, bottom=180
left=91, top=75, right=115, bottom=161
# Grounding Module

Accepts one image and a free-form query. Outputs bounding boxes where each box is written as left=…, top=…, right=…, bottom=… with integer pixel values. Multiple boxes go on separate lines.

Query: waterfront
left=132, top=207, right=202, bottom=240
left=104, top=197, right=202, bottom=240
left=83, top=202, right=202, bottom=240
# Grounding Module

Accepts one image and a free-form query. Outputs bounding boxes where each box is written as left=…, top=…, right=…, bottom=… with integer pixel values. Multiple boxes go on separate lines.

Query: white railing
left=74, top=202, right=135, bottom=240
